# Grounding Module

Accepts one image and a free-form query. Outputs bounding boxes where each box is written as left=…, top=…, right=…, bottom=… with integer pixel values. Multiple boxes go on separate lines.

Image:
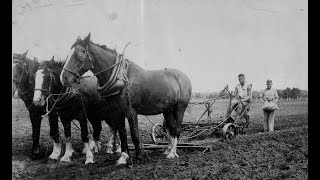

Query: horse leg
left=127, top=109, right=143, bottom=162
left=114, top=130, right=122, bottom=154
left=78, top=115, right=94, bottom=164
left=29, top=110, right=42, bottom=160
left=163, top=111, right=175, bottom=157
left=106, top=126, right=121, bottom=154
left=48, top=112, right=62, bottom=160
left=165, top=103, right=186, bottom=159
left=161, top=118, right=172, bottom=155
left=60, top=118, right=74, bottom=162
left=87, top=113, right=102, bottom=154
left=106, top=125, right=115, bottom=154
left=116, top=113, right=131, bottom=165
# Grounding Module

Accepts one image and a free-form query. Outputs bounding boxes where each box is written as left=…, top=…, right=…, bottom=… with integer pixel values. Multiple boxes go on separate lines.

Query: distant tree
left=222, top=90, right=231, bottom=98
left=282, top=87, right=291, bottom=99
left=208, top=93, right=216, bottom=99
left=300, top=90, right=308, bottom=98
left=290, top=88, right=301, bottom=99
left=252, top=90, right=260, bottom=98
left=277, top=89, right=283, bottom=99
left=195, top=93, right=201, bottom=99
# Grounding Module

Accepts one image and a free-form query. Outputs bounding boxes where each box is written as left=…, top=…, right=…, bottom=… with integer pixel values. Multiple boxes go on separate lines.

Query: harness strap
left=97, top=54, right=124, bottom=91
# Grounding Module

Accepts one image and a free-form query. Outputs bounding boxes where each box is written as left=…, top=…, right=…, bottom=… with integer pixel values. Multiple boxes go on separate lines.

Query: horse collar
left=97, top=54, right=129, bottom=98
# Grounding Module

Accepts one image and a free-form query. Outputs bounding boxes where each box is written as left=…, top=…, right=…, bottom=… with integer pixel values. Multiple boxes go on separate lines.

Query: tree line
left=192, top=87, right=308, bottom=100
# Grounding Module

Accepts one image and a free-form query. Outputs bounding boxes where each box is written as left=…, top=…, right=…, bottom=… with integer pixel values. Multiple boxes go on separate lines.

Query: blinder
left=62, top=45, right=94, bottom=84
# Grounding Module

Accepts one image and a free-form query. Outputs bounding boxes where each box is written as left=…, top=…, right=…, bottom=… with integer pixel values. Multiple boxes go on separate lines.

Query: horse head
left=33, top=56, right=60, bottom=106
left=60, top=33, right=94, bottom=86
left=12, top=50, right=32, bottom=98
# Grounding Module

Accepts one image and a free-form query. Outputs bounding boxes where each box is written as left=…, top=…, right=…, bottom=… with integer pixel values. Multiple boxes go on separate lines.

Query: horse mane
left=90, top=41, right=117, bottom=55
left=41, top=58, right=65, bottom=70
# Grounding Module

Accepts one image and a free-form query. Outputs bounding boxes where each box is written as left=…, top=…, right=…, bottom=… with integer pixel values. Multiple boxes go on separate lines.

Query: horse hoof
left=166, top=154, right=175, bottom=159
left=163, top=149, right=170, bottom=155
left=48, top=154, right=60, bottom=161
left=166, top=151, right=179, bottom=159
left=85, top=158, right=94, bottom=164
left=60, top=156, right=71, bottom=162
left=116, top=152, right=129, bottom=165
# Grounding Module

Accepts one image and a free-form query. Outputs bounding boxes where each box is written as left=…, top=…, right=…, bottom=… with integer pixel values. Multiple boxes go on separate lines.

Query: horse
left=33, top=57, right=121, bottom=164
left=12, top=50, right=50, bottom=160
left=60, top=33, right=192, bottom=165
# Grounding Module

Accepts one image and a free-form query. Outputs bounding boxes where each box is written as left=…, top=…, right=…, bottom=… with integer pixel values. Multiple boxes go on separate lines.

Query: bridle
left=62, top=44, right=126, bottom=87
left=12, top=59, right=29, bottom=95
left=34, top=67, right=56, bottom=96
left=62, top=45, right=94, bottom=84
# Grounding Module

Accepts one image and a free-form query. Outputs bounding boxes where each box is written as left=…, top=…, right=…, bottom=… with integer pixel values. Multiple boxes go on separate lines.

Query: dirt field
left=12, top=99, right=308, bottom=179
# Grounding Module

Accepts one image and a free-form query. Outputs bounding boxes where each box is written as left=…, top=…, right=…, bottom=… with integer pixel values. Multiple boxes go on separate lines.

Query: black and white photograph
left=12, top=0, right=308, bottom=179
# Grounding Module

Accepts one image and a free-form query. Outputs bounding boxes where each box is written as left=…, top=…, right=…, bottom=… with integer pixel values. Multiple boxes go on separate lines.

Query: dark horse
left=33, top=57, right=121, bottom=164
left=60, top=33, right=192, bottom=165
left=13, top=51, right=49, bottom=160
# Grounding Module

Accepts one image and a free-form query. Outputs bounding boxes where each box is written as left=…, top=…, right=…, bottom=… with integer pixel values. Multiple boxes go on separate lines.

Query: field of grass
left=12, top=98, right=308, bottom=179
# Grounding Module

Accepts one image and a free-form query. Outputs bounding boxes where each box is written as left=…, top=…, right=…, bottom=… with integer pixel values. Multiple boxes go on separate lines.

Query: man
left=259, top=79, right=279, bottom=132
left=227, top=74, right=252, bottom=122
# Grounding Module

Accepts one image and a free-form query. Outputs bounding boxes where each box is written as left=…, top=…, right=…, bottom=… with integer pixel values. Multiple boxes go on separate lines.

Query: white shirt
left=234, top=82, right=252, bottom=100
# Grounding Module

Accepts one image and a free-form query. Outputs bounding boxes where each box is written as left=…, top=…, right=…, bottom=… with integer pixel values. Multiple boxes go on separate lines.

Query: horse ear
left=84, top=33, right=91, bottom=45
left=22, top=50, right=29, bottom=58
left=50, top=56, right=55, bottom=61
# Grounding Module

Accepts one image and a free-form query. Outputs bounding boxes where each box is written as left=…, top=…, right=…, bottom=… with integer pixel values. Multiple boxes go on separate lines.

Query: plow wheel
left=221, top=123, right=237, bottom=140
left=151, top=123, right=168, bottom=144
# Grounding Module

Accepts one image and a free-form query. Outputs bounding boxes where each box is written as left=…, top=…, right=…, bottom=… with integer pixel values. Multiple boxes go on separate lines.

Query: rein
left=35, top=67, right=73, bottom=117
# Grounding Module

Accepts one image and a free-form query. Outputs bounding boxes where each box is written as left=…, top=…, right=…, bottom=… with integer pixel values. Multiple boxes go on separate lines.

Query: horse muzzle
left=33, top=93, right=45, bottom=107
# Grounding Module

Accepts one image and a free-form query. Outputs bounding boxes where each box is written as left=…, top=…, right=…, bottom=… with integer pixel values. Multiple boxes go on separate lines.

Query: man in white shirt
left=227, top=74, right=252, bottom=122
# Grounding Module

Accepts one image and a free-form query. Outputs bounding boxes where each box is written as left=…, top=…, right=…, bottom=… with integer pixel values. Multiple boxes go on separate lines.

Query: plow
left=136, top=85, right=259, bottom=152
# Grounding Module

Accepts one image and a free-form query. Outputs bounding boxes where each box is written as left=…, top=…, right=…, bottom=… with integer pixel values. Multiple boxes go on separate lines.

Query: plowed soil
left=12, top=99, right=308, bottom=180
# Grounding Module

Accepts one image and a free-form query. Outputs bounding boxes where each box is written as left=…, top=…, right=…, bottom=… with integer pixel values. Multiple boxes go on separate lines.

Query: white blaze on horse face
left=60, top=47, right=75, bottom=85
left=48, top=142, right=62, bottom=160
left=33, top=69, right=45, bottom=105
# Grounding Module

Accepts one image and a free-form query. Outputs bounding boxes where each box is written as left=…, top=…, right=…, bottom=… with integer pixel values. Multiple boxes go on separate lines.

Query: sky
left=12, top=0, right=308, bottom=92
